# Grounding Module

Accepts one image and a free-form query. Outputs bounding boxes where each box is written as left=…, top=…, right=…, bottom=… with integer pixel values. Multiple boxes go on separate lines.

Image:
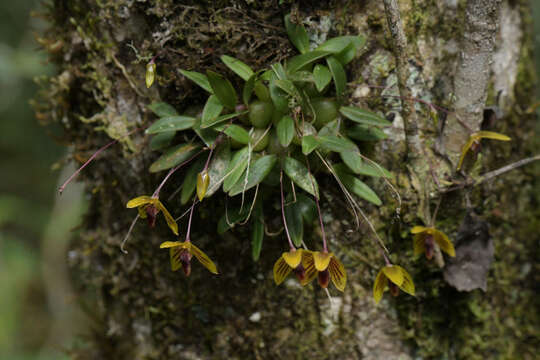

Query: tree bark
left=36, top=1, right=538, bottom=359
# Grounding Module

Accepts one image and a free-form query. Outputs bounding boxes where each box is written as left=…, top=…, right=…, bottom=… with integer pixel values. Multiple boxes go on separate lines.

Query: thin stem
left=121, top=214, right=140, bottom=254
left=304, top=155, right=328, bottom=252
left=185, top=198, right=197, bottom=242
left=280, top=169, right=295, bottom=251
left=152, top=149, right=206, bottom=197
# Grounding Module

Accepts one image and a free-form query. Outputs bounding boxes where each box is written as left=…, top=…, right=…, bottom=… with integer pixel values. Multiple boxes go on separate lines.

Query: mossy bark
left=37, top=1, right=538, bottom=359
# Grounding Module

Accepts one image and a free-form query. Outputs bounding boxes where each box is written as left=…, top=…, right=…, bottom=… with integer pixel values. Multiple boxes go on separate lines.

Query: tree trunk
left=36, top=1, right=538, bottom=359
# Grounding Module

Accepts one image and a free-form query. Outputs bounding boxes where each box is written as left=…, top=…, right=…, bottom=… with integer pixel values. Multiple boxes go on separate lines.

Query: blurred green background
left=0, top=1, right=538, bottom=359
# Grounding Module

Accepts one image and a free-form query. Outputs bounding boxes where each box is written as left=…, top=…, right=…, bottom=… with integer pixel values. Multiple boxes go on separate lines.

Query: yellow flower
left=373, top=265, right=415, bottom=304
left=126, top=195, right=178, bottom=235
left=301, top=250, right=347, bottom=292
left=196, top=170, right=210, bottom=201
left=146, top=61, right=156, bottom=88
left=411, top=226, right=455, bottom=260
left=273, top=249, right=311, bottom=285
left=160, top=240, right=218, bottom=276
left=457, top=131, right=511, bottom=170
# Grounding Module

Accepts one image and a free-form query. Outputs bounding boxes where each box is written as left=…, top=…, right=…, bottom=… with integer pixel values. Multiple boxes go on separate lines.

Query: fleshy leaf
left=302, top=135, right=320, bottom=155
left=251, top=200, right=264, bottom=262
left=181, top=158, right=205, bottom=205
left=329, top=257, right=347, bottom=292
left=286, top=51, right=332, bottom=74
left=201, top=111, right=248, bottom=129
left=179, top=69, right=213, bottom=93
left=150, top=132, right=175, bottom=151
left=207, top=70, right=237, bottom=109
left=277, top=115, right=295, bottom=146
left=269, top=75, right=289, bottom=113
left=149, top=143, right=201, bottom=173
left=282, top=156, right=319, bottom=198
left=382, top=265, right=404, bottom=287
left=147, top=102, right=178, bottom=117
left=333, top=165, right=382, bottom=206
left=315, top=35, right=365, bottom=54
left=201, top=95, right=224, bottom=127
left=318, top=135, right=357, bottom=153
left=273, top=256, right=292, bottom=285
left=284, top=14, right=310, bottom=54
left=313, top=251, right=332, bottom=271
left=347, top=124, right=388, bottom=141
left=243, top=74, right=256, bottom=105
left=224, top=124, right=250, bottom=144
left=205, top=142, right=231, bottom=198
left=326, top=56, right=346, bottom=99
left=126, top=195, right=154, bottom=208
left=373, top=269, right=388, bottom=304
left=223, top=147, right=250, bottom=192
left=284, top=199, right=304, bottom=247
left=340, top=106, right=391, bottom=126
left=221, top=55, right=254, bottom=81
left=340, top=151, right=363, bottom=174
left=313, top=64, right=332, bottom=92
left=146, top=116, right=196, bottom=134
left=274, top=79, right=300, bottom=99
left=228, top=155, right=277, bottom=196
left=346, top=160, right=393, bottom=178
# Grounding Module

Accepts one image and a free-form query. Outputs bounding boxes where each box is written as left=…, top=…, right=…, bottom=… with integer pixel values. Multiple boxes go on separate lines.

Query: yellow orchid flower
left=457, top=131, right=511, bottom=170
left=273, top=249, right=312, bottom=285
left=301, top=250, right=347, bottom=292
left=411, top=226, right=455, bottom=260
left=373, top=265, right=415, bottom=304
left=126, top=195, right=178, bottom=235
left=160, top=240, right=218, bottom=276
left=196, top=170, right=210, bottom=201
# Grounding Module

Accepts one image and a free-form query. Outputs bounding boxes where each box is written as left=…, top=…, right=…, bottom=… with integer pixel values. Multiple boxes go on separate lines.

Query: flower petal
left=137, top=206, right=148, bottom=219
left=155, top=200, right=179, bottom=235
left=126, top=195, right=154, bottom=208
left=382, top=265, right=404, bottom=287
left=413, top=234, right=426, bottom=256
left=328, top=257, right=347, bottom=292
left=282, top=249, right=303, bottom=268
left=300, top=252, right=317, bottom=286
left=395, top=266, right=415, bottom=296
left=189, top=242, right=218, bottom=274
left=434, top=229, right=456, bottom=257
left=411, top=225, right=428, bottom=234
left=159, top=241, right=183, bottom=249
left=457, top=136, right=476, bottom=170
left=475, top=131, right=511, bottom=142
left=273, top=257, right=292, bottom=285
left=170, top=247, right=182, bottom=272
left=373, top=269, right=388, bottom=304
left=313, top=251, right=333, bottom=271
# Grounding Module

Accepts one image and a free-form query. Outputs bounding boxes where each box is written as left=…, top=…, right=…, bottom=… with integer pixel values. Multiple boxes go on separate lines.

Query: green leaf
left=243, top=74, right=256, bottom=105
left=318, top=119, right=340, bottom=137
left=269, top=76, right=289, bottom=113
left=296, top=193, right=317, bottom=223
left=277, top=115, right=295, bottom=146
left=347, top=160, right=393, bottom=178
left=347, top=124, right=388, bottom=141
left=316, top=35, right=365, bottom=54
left=326, top=56, right=346, bottom=99
left=271, top=63, right=288, bottom=80
left=221, top=55, right=254, bottom=81
left=318, top=135, right=357, bottom=153
left=335, top=36, right=366, bottom=65
left=147, top=102, right=178, bottom=117
left=313, top=64, right=332, bottom=92
left=206, top=70, right=237, bottom=109
left=150, top=132, right=175, bottom=151
left=223, top=147, right=250, bottom=192
left=340, top=151, right=363, bottom=174
left=201, top=110, right=248, bottom=129
left=286, top=51, right=332, bottom=74
left=217, top=208, right=249, bottom=234
left=228, top=155, right=277, bottom=196
left=284, top=198, right=303, bottom=247
left=224, top=124, right=250, bottom=144
left=146, top=116, right=196, bottom=134
left=193, top=118, right=219, bottom=147
left=284, top=14, right=310, bottom=54
left=334, top=165, right=382, bottom=205
left=202, top=95, right=224, bottom=127
left=180, top=158, right=205, bottom=205
left=251, top=200, right=264, bottom=261
left=205, top=142, right=231, bottom=197
left=179, top=69, right=213, bottom=93
left=302, top=135, right=320, bottom=155
left=274, top=79, right=300, bottom=99
left=149, top=143, right=201, bottom=173
left=254, top=80, right=271, bottom=102
left=282, top=156, right=319, bottom=198
left=340, top=106, right=391, bottom=126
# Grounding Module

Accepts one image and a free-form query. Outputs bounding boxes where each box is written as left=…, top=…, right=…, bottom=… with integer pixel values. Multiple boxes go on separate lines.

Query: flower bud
left=197, top=170, right=210, bottom=201
left=146, top=61, right=156, bottom=88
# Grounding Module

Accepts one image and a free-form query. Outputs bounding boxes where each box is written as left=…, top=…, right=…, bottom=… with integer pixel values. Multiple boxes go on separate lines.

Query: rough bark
left=36, top=1, right=538, bottom=359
